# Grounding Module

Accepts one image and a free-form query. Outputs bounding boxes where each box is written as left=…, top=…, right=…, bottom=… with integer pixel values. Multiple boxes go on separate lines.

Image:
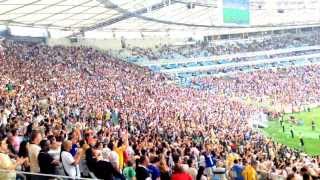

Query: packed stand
left=123, top=32, right=320, bottom=62
left=0, top=40, right=319, bottom=180
left=194, top=65, right=320, bottom=113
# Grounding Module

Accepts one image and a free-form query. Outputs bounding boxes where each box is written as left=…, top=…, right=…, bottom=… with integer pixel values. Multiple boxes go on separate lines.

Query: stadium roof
left=0, top=0, right=219, bottom=32
left=0, top=0, right=320, bottom=35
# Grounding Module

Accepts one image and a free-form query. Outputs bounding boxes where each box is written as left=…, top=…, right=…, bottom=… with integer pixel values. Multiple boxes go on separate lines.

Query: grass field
left=262, top=107, right=320, bottom=156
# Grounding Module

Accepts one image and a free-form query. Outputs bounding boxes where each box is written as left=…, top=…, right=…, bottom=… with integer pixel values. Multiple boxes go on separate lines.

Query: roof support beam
left=10, top=0, right=66, bottom=21
left=46, top=4, right=102, bottom=26
left=30, top=0, right=93, bottom=24
left=65, top=9, right=112, bottom=27
left=71, top=0, right=176, bottom=36
left=0, top=0, right=42, bottom=16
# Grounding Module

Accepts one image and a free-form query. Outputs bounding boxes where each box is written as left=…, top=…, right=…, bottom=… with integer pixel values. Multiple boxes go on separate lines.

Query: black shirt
left=38, top=151, right=56, bottom=174
left=136, top=165, right=151, bottom=180
left=160, top=171, right=171, bottom=180
left=86, top=148, right=124, bottom=180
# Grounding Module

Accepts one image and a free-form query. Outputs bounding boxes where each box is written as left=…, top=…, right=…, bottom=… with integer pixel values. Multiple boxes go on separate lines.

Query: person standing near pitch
left=290, top=126, right=294, bottom=138
left=311, top=120, right=316, bottom=131
left=280, top=116, right=284, bottom=126
left=299, top=133, right=304, bottom=148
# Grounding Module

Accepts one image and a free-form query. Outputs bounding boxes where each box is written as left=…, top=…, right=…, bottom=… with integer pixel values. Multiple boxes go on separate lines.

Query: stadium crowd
left=0, top=39, right=319, bottom=180
left=194, top=65, right=320, bottom=113
left=123, top=32, right=320, bottom=61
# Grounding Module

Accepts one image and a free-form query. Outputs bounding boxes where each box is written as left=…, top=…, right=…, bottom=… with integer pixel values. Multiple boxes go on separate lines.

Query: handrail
left=0, top=169, right=101, bottom=180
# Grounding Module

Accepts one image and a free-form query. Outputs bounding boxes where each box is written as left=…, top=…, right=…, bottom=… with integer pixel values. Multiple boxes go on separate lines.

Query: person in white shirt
left=60, top=140, right=81, bottom=178
left=0, top=108, right=10, bottom=127
left=186, top=159, right=198, bottom=180
left=107, top=141, right=119, bottom=170
left=28, top=130, right=42, bottom=173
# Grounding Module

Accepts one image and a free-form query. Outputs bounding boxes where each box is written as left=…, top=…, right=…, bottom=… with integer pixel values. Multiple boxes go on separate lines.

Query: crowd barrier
left=0, top=169, right=101, bottom=180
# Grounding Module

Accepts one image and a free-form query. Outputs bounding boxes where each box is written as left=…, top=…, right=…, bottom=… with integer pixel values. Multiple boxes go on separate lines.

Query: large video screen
left=223, top=0, right=250, bottom=25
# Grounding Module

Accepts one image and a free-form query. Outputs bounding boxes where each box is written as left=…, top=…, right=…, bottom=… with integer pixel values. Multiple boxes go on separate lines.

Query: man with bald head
left=60, top=140, right=81, bottom=179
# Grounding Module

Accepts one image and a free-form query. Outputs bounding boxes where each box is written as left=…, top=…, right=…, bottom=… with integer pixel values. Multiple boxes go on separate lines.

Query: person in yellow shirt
left=96, top=110, right=103, bottom=120
left=115, top=131, right=129, bottom=170
left=227, top=152, right=239, bottom=169
left=105, top=110, right=111, bottom=121
left=242, top=160, right=258, bottom=180
left=0, top=136, right=27, bottom=180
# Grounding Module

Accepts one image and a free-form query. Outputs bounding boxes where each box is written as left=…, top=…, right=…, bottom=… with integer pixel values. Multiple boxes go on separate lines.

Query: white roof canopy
left=0, top=0, right=319, bottom=36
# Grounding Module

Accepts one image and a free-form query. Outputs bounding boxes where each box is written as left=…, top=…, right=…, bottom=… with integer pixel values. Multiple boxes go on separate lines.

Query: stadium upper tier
left=137, top=45, right=320, bottom=66
left=119, top=32, right=320, bottom=63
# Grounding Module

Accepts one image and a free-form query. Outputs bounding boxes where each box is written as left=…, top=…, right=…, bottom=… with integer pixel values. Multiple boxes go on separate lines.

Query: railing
left=0, top=169, right=101, bottom=180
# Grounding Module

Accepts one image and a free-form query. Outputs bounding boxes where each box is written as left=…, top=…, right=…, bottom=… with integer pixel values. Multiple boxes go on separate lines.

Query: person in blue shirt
left=69, top=137, right=78, bottom=157
left=147, top=156, right=161, bottom=180
left=230, top=159, right=244, bottom=180
left=204, top=151, right=217, bottom=168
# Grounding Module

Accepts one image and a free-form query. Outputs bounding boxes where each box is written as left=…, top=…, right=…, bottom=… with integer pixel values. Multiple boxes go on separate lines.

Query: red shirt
left=171, top=172, right=192, bottom=180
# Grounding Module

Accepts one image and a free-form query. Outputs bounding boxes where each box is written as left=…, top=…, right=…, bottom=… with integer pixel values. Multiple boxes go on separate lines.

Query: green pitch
left=262, top=107, right=320, bottom=156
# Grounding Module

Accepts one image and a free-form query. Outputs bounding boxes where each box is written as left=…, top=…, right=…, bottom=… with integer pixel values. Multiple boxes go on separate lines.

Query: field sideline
left=262, top=107, right=320, bottom=156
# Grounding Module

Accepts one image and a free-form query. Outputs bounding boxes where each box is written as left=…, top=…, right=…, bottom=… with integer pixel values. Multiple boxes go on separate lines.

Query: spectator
left=186, top=159, right=197, bottom=180
left=85, top=147, right=124, bottom=180
left=171, top=154, right=192, bottom=180
left=159, top=155, right=171, bottom=180
left=115, top=132, right=129, bottom=170
left=18, top=140, right=30, bottom=172
left=136, top=156, right=151, bottom=180
left=38, top=139, right=59, bottom=177
left=28, top=130, right=42, bottom=177
left=60, top=140, right=81, bottom=178
left=148, top=155, right=161, bottom=180
left=196, top=166, right=207, bottom=180
left=242, top=160, right=258, bottom=180
left=123, top=160, right=136, bottom=180
left=108, top=141, right=120, bottom=170
left=230, top=159, right=244, bottom=180
left=0, top=135, right=26, bottom=179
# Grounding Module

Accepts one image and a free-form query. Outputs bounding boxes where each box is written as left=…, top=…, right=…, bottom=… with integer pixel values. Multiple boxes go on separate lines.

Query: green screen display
left=223, top=0, right=250, bottom=25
